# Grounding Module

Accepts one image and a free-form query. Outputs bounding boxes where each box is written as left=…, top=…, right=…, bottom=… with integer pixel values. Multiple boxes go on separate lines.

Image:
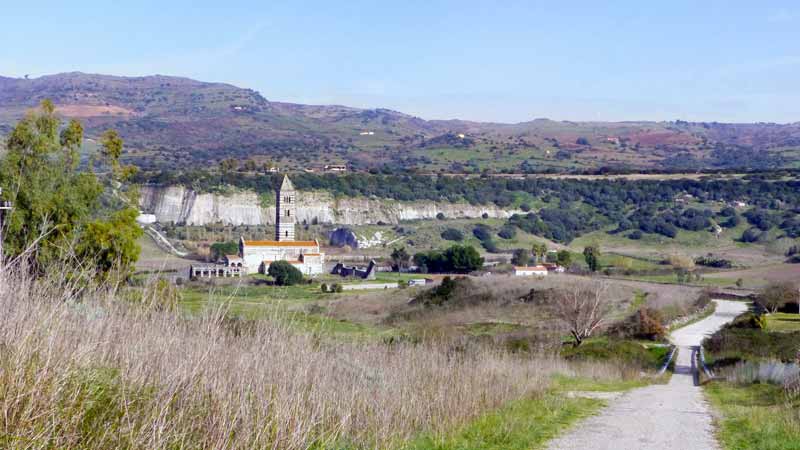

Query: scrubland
left=0, top=268, right=635, bottom=450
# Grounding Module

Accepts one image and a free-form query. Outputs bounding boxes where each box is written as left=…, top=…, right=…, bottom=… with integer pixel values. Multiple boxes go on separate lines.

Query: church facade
left=238, top=175, right=325, bottom=276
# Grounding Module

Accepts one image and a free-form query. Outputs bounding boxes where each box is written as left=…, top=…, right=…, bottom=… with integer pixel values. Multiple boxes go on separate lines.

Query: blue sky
left=2, top=1, right=799, bottom=123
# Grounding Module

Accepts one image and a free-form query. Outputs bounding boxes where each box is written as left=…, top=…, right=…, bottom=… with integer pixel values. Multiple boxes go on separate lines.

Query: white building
left=237, top=175, right=325, bottom=276
left=514, top=265, right=549, bottom=277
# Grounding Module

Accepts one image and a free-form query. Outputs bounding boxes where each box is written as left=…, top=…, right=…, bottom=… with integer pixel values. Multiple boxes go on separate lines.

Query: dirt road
left=546, top=300, right=748, bottom=450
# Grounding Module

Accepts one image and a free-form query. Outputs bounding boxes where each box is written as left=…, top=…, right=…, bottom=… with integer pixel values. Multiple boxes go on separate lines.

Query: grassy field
left=705, top=382, right=800, bottom=450
left=404, top=393, right=603, bottom=450
left=765, top=313, right=800, bottom=332
left=180, top=281, right=391, bottom=340
left=403, top=374, right=653, bottom=450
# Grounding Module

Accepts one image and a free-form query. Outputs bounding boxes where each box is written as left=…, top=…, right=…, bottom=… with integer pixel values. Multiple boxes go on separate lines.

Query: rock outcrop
left=329, top=228, right=359, bottom=248
left=139, top=185, right=519, bottom=226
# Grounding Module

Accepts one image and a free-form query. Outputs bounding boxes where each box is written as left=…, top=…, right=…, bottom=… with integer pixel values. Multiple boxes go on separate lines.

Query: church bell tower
left=275, top=175, right=296, bottom=241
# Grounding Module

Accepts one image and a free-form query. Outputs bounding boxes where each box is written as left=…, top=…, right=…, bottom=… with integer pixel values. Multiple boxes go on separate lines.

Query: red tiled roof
left=514, top=266, right=548, bottom=271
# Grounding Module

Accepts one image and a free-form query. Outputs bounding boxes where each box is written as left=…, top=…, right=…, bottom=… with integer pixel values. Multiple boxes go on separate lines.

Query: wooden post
left=0, top=188, right=12, bottom=263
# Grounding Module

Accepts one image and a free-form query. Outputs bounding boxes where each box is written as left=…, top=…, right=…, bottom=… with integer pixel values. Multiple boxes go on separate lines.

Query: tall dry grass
left=0, top=268, right=627, bottom=449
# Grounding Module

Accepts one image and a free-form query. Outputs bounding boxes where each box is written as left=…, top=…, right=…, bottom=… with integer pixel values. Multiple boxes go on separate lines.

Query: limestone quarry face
left=139, top=185, right=519, bottom=226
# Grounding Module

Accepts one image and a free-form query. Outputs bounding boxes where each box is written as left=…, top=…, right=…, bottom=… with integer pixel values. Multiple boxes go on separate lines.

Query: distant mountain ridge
left=1, top=72, right=799, bottom=172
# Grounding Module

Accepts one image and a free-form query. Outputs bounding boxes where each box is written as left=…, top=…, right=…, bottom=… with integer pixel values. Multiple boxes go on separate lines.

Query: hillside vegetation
left=2, top=72, right=800, bottom=172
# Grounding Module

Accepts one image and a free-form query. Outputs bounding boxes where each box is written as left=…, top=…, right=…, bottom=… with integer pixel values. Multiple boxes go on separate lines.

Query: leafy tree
left=268, top=260, right=304, bottom=286
left=511, top=248, right=531, bottom=266
left=390, top=246, right=411, bottom=271
left=210, top=241, right=239, bottom=261
left=0, top=100, right=140, bottom=277
left=531, top=243, right=547, bottom=263
left=413, top=244, right=483, bottom=274
left=556, top=250, right=572, bottom=267
left=583, top=245, right=600, bottom=272
left=77, top=208, right=143, bottom=277
left=445, top=245, right=484, bottom=273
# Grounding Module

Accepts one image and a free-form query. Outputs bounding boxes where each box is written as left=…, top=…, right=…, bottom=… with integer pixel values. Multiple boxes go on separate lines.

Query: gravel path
left=546, top=300, right=748, bottom=450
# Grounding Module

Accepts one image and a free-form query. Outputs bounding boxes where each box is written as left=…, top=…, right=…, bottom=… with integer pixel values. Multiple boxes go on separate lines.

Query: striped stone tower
left=275, top=175, right=296, bottom=242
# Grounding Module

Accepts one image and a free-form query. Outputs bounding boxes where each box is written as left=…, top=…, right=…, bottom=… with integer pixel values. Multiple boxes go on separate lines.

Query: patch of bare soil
left=56, top=104, right=136, bottom=118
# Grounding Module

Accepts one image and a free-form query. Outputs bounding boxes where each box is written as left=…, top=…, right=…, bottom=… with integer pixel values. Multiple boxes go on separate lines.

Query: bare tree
left=552, top=281, right=612, bottom=347
left=759, top=281, right=800, bottom=313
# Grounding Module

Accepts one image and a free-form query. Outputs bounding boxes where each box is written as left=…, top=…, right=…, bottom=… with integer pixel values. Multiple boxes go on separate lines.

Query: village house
left=514, top=265, right=549, bottom=277
left=325, top=164, right=347, bottom=173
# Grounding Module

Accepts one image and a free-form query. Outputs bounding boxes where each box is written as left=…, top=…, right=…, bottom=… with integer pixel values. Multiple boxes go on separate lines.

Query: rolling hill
left=1, top=72, right=799, bottom=173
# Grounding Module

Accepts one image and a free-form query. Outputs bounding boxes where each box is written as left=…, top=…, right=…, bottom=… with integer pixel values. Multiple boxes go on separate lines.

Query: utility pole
left=0, top=188, right=12, bottom=262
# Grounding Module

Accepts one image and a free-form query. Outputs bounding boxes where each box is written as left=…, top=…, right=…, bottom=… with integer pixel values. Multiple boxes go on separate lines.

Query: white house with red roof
left=514, top=265, right=549, bottom=277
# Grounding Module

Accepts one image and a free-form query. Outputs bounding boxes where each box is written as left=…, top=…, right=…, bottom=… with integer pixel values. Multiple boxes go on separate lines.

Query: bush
left=436, top=212, right=446, bottom=220
left=267, top=261, right=304, bottom=286
left=694, top=255, right=733, bottom=268
left=481, top=239, right=499, bottom=253
left=472, top=224, right=493, bottom=241
left=498, top=225, right=517, bottom=240
left=724, top=312, right=766, bottom=330
left=741, top=227, right=765, bottom=243
left=320, top=283, right=328, bottom=293
left=705, top=328, right=800, bottom=365
left=440, top=228, right=464, bottom=241
left=628, top=230, right=643, bottom=240
left=412, top=276, right=472, bottom=306
left=561, top=338, right=669, bottom=370
left=520, top=203, right=531, bottom=212
left=608, top=308, right=666, bottom=341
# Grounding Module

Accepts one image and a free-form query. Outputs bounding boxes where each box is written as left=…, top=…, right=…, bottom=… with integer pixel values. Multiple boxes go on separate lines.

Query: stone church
left=237, top=175, right=325, bottom=275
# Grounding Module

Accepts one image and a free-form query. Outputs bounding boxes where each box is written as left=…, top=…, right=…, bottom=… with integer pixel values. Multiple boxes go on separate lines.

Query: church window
left=286, top=209, right=291, bottom=217
left=285, top=231, right=289, bottom=237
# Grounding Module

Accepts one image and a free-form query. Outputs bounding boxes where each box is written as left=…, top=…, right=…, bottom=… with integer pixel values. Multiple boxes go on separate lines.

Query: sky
left=2, top=1, right=799, bottom=123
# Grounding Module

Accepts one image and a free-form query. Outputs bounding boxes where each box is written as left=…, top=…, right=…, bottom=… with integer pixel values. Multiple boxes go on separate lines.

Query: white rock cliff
left=139, top=185, right=518, bottom=226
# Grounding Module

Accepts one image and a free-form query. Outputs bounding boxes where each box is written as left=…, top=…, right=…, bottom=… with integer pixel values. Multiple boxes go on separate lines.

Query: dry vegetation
left=325, top=275, right=639, bottom=344
left=0, top=269, right=632, bottom=449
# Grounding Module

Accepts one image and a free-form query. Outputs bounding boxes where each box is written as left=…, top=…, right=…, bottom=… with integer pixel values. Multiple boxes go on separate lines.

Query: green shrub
left=267, top=261, right=304, bottom=286
left=705, top=326, right=800, bottom=366
left=472, top=224, right=493, bottom=241
left=725, top=312, right=766, bottom=330
left=440, top=228, right=464, bottom=241
left=498, top=225, right=517, bottom=239
left=561, top=338, right=668, bottom=370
